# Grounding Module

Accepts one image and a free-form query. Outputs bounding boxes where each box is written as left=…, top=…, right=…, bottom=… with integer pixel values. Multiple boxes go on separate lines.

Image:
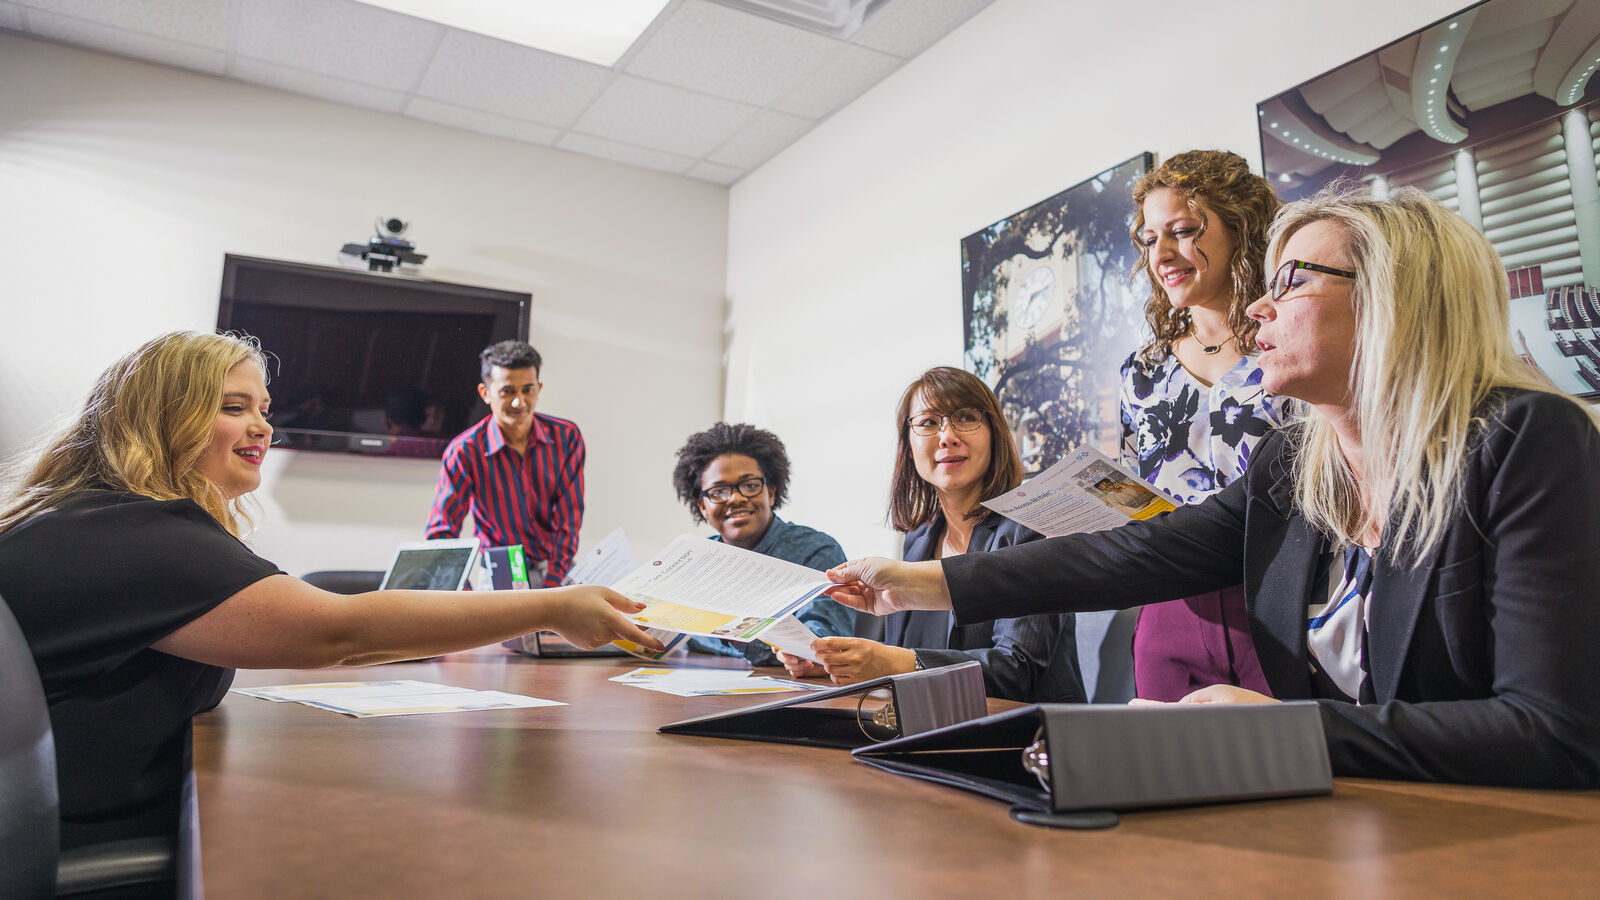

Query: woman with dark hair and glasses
left=828, top=189, right=1600, bottom=788
left=671, top=422, right=853, bottom=664
left=1122, top=149, right=1287, bottom=701
left=778, top=367, right=1084, bottom=703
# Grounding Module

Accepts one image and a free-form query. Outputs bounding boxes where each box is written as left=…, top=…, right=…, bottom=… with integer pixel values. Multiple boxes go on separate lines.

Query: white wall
left=725, top=0, right=1471, bottom=559
left=0, top=33, right=728, bottom=575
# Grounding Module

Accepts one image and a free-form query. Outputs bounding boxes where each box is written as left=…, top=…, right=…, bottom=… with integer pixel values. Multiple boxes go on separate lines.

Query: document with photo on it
left=559, top=526, right=687, bottom=660
left=612, top=535, right=833, bottom=652
left=981, top=444, right=1179, bottom=538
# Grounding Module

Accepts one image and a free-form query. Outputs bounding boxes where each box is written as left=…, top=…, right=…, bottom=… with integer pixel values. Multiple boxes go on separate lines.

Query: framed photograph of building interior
left=1256, top=0, right=1600, bottom=398
left=962, top=152, right=1154, bottom=472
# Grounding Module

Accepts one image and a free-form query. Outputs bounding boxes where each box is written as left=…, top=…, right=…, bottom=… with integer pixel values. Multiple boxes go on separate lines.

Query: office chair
left=1074, top=607, right=1138, bottom=704
left=0, top=593, right=190, bottom=899
left=302, top=570, right=384, bottom=594
left=0, top=593, right=58, bottom=898
left=1091, top=606, right=1139, bottom=703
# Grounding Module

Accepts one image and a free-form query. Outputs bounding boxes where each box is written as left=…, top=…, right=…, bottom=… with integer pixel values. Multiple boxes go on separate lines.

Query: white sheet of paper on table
left=230, top=679, right=566, bottom=717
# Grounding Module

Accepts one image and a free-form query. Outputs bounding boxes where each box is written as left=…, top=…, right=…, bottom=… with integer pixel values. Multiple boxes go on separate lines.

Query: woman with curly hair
left=671, top=422, right=853, bottom=664
left=1120, top=149, right=1287, bottom=700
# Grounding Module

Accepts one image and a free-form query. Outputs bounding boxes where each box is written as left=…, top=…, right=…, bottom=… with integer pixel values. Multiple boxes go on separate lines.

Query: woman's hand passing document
left=823, top=558, right=953, bottom=616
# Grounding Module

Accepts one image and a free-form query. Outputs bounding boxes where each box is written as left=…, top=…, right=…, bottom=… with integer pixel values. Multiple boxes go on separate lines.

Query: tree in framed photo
left=962, top=153, right=1153, bottom=471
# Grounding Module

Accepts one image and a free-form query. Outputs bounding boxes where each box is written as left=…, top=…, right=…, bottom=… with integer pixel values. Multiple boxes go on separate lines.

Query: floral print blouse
left=1119, top=352, right=1288, bottom=505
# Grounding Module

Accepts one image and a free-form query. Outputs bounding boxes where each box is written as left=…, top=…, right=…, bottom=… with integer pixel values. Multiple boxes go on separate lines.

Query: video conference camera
left=341, top=215, right=428, bottom=272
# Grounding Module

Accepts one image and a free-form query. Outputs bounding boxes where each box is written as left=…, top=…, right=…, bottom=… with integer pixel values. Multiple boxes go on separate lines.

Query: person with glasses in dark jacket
left=779, top=367, right=1085, bottom=704
left=671, top=422, right=854, bottom=665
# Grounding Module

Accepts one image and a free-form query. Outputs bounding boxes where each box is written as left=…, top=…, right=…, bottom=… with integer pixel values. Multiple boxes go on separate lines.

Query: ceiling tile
left=0, top=3, right=25, bottom=30
left=772, top=41, right=900, bottom=118
left=416, top=29, right=613, bottom=127
left=555, top=132, right=695, bottom=176
left=851, top=0, right=993, bottom=59
left=231, top=56, right=408, bottom=114
left=235, top=0, right=443, bottom=89
left=707, top=108, right=814, bottom=168
left=686, top=160, right=743, bottom=185
left=624, top=0, right=844, bottom=106
left=404, top=97, right=560, bottom=146
left=19, top=0, right=231, bottom=48
left=572, top=74, right=756, bottom=158
left=22, top=8, right=226, bottom=73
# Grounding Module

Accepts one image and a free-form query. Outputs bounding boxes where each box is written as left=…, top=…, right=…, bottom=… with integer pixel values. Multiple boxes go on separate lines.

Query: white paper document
left=230, top=679, right=566, bottom=717
left=553, top=526, right=686, bottom=660
left=981, top=444, right=1179, bottom=537
left=562, top=526, right=639, bottom=587
left=608, top=666, right=825, bottom=697
left=756, top=614, right=823, bottom=663
left=612, top=535, right=833, bottom=648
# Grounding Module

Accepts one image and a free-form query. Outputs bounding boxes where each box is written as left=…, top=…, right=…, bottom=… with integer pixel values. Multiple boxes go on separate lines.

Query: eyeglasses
left=698, top=476, right=767, bottom=505
left=906, top=408, right=985, bottom=437
left=1268, top=259, right=1356, bottom=301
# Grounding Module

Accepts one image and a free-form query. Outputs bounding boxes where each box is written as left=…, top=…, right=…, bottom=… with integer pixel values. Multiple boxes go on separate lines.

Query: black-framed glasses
left=698, top=476, right=767, bottom=504
left=906, top=408, right=985, bottom=437
left=1268, top=259, right=1356, bottom=301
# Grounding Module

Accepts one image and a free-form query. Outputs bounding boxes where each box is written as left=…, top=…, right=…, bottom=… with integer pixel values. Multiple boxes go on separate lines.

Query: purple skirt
left=1132, top=583, right=1272, bottom=702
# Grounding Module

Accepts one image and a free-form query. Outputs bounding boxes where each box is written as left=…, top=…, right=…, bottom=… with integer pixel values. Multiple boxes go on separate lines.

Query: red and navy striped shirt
left=425, top=413, right=585, bottom=588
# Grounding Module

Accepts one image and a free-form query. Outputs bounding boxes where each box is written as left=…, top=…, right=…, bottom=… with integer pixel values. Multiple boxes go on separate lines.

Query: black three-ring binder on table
left=658, top=660, right=987, bottom=750
left=852, top=701, right=1332, bottom=828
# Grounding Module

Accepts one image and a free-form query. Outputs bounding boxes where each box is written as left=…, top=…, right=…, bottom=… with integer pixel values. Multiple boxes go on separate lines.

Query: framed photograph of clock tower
left=961, top=152, right=1153, bottom=472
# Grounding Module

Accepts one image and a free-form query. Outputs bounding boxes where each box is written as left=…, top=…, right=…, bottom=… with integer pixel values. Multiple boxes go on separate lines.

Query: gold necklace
left=1191, top=329, right=1226, bottom=355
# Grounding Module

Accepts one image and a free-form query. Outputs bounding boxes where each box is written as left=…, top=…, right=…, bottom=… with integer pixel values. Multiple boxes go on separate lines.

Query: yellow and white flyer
left=611, top=535, right=830, bottom=659
left=981, top=443, right=1179, bottom=537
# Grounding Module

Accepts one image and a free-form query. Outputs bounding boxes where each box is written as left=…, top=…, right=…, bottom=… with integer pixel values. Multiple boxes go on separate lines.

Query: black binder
left=658, top=660, right=987, bottom=749
left=852, top=702, right=1332, bottom=827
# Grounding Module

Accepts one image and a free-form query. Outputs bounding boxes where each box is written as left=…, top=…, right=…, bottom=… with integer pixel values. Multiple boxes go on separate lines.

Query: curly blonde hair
left=0, top=331, right=269, bottom=538
left=1130, top=150, right=1281, bottom=363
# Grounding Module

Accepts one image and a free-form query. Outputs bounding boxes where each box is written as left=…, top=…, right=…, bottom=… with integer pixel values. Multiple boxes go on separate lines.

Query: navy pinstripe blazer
left=885, top=512, right=1085, bottom=703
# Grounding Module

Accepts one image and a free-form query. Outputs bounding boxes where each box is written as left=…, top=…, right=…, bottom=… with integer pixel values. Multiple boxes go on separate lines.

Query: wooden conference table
left=194, top=649, right=1600, bottom=899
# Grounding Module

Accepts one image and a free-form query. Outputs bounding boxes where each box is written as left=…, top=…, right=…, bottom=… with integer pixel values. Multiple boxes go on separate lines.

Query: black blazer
left=944, top=391, right=1600, bottom=787
left=885, top=513, right=1084, bottom=703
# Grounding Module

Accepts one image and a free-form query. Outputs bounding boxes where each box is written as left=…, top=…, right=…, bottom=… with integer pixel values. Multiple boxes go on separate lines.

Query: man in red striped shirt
left=425, top=341, right=584, bottom=588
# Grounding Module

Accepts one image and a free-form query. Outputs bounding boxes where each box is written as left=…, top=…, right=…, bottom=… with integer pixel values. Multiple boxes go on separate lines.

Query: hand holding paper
left=611, top=535, right=834, bottom=645
left=543, top=585, right=664, bottom=651
left=824, top=557, right=952, bottom=615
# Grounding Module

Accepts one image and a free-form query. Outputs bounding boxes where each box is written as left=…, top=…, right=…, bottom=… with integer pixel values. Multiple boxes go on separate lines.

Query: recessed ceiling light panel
left=354, top=0, right=671, bottom=66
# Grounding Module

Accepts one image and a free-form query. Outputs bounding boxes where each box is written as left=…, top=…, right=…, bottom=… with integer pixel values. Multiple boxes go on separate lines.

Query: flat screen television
left=217, top=253, right=530, bottom=458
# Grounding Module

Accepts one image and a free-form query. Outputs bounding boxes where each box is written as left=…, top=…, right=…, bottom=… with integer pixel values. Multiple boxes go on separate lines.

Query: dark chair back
left=1074, top=607, right=1139, bottom=703
left=0, top=593, right=60, bottom=898
left=302, top=570, right=384, bottom=594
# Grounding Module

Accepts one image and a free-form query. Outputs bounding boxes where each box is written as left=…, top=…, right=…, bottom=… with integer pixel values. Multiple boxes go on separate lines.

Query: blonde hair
left=1272, top=186, right=1575, bottom=563
left=1130, top=149, right=1282, bottom=362
left=0, top=331, right=268, bottom=538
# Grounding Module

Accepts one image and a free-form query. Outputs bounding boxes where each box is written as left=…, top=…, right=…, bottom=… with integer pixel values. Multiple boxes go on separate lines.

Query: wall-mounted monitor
left=217, top=253, right=531, bottom=457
